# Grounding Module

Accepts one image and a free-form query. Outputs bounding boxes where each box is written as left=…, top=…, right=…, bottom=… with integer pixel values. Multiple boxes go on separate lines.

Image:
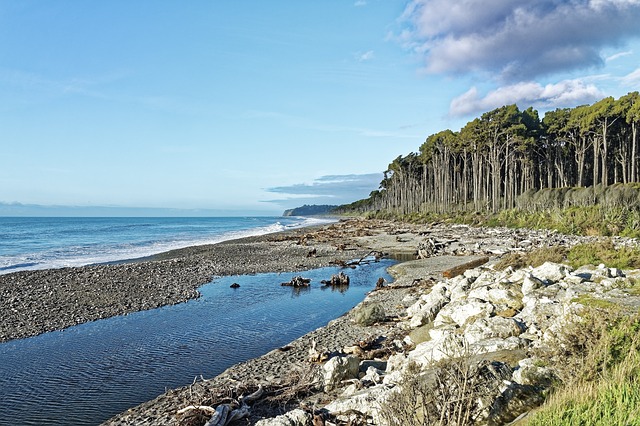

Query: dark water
left=0, top=260, right=394, bottom=426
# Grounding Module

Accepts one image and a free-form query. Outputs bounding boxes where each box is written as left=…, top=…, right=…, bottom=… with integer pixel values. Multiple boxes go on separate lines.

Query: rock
left=512, top=358, right=555, bottom=387
left=610, top=267, right=625, bottom=278
left=323, top=356, right=361, bottom=391
left=472, top=336, right=525, bottom=354
left=407, top=284, right=449, bottom=328
left=254, top=409, right=312, bottom=426
left=433, top=298, right=495, bottom=328
left=361, top=365, right=384, bottom=384
left=468, top=282, right=523, bottom=311
left=487, top=382, right=545, bottom=425
left=360, top=359, right=387, bottom=372
left=516, top=295, right=563, bottom=332
left=324, top=386, right=390, bottom=425
left=408, top=333, right=468, bottom=367
left=530, top=262, right=572, bottom=284
left=522, top=273, right=546, bottom=295
left=353, top=302, right=386, bottom=326
left=465, top=317, right=524, bottom=344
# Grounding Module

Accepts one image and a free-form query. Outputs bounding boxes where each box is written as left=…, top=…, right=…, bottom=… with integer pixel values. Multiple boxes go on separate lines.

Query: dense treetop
left=342, top=92, right=640, bottom=215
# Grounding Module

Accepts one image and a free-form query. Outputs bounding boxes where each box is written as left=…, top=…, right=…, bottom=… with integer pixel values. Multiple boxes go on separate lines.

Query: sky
left=1, top=1, right=639, bottom=216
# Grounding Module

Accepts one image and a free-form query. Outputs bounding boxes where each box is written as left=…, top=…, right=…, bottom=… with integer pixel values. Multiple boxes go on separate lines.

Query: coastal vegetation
left=338, top=92, right=640, bottom=237
left=526, top=309, right=640, bottom=426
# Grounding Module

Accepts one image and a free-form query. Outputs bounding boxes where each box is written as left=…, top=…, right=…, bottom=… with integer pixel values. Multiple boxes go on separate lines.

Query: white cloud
left=622, top=67, right=640, bottom=85
left=399, top=0, right=640, bottom=81
left=606, top=50, right=633, bottom=61
left=357, top=50, right=375, bottom=61
left=450, top=79, right=605, bottom=117
left=354, top=0, right=367, bottom=6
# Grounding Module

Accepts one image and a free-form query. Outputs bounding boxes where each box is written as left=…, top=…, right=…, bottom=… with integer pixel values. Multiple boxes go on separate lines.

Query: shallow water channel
left=0, top=259, right=394, bottom=426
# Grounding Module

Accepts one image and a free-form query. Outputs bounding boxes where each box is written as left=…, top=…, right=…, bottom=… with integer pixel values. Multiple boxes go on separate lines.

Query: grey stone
left=323, top=356, right=361, bottom=391
left=254, top=409, right=312, bottom=426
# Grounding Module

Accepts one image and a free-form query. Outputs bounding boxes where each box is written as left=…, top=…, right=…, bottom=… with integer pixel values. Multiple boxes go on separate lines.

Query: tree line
left=340, top=92, right=640, bottom=215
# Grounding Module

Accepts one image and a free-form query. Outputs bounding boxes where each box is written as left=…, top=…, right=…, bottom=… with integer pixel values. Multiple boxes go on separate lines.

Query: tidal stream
left=0, top=260, right=394, bottom=426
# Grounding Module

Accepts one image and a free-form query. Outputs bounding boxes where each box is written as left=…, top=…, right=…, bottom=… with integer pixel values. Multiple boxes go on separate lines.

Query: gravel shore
left=100, top=219, right=606, bottom=425
left=1, top=217, right=611, bottom=425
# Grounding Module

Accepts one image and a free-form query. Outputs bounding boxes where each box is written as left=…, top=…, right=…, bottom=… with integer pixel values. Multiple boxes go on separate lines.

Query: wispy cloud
left=621, top=67, right=640, bottom=85
left=357, top=50, right=375, bottom=62
left=450, top=79, right=605, bottom=117
left=399, top=0, right=640, bottom=81
left=606, top=50, right=633, bottom=62
left=354, top=0, right=367, bottom=6
left=264, top=173, right=383, bottom=208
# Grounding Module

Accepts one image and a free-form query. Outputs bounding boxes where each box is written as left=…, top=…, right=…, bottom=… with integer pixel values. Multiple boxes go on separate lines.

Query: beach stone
left=465, top=317, right=524, bottom=344
left=433, top=298, right=494, bottom=328
left=512, top=358, right=555, bottom=387
left=408, top=333, right=467, bottom=367
left=353, top=302, right=386, bottom=326
left=324, top=386, right=390, bottom=424
left=407, top=285, right=449, bottom=328
left=530, top=262, right=572, bottom=284
left=254, top=409, right=312, bottom=426
left=522, top=273, right=546, bottom=295
left=323, top=355, right=360, bottom=391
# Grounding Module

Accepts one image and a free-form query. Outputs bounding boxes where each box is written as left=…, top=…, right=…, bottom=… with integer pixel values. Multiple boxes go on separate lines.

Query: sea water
left=0, top=217, right=396, bottom=426
left=0, top=216, right=333, bottom=274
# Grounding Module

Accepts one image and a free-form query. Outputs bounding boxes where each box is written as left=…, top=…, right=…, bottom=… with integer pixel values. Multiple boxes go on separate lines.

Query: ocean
left=0, top=216, right=333, bottom=274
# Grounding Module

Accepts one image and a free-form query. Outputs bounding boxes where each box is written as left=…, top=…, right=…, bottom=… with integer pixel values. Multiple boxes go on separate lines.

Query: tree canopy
left=341, top=92, right=640, bottom=215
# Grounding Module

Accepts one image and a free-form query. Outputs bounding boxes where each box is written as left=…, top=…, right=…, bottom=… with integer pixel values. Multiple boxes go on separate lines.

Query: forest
left=340, top=92, right=640, bottom=216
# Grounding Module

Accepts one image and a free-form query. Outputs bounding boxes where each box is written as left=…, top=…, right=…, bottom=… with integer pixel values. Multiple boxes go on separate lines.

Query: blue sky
left=1, top=1, right=639, bottom=216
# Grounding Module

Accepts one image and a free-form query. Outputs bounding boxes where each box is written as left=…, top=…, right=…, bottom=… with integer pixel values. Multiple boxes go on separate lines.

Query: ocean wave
left=0, top=216, right=337, bottom=275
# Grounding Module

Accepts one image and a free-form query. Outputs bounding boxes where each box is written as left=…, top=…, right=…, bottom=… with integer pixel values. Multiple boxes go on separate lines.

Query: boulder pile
left=256, top=260, right=640, bottom=425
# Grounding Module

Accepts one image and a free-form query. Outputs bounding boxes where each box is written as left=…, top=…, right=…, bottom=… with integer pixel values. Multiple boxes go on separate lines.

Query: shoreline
left=0, top=219, right=365, bottom=343
left=3, top=217, right=616, bottom=425
left=101, top=219, right=606, bottom=425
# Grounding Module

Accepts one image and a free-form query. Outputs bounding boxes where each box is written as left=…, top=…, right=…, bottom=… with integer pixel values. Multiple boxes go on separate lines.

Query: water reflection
left=0, top=260, right=395, bottom=426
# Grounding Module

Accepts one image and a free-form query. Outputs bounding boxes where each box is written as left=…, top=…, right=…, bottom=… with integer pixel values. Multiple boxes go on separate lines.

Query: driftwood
left=321, top=272, right=350, bottom=287
left=329, top=251, right=384, bottom=270
left=177, top=385, right=264, bottom=426
left=442, top=256, right=490, bottom=278
left=281, top=276, right=311, bottom=287
left=417, top=239, right=458, bottom=259
left=308, top=340, right=330, bottom=363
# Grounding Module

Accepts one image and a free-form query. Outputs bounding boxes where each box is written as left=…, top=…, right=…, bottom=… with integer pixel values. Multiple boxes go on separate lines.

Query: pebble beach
left=1, top=218, right=626, bottom=425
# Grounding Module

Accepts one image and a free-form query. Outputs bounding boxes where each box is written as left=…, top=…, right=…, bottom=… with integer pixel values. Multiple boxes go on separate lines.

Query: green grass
left=527, top=380, right=640, bottom=426
left=526, top=313, right=640, bottom=426
left=360, top=204, right=640, bottom=238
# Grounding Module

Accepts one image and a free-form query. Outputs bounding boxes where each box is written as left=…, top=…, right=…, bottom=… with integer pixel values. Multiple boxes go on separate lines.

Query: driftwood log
left=442, top=256, right=490, bottom=278
left=176, top=386, right=264, bottom=426
left=281, top=276, right=311, bottom=287
left=416, top=238, right=459, bottom=259
left=321, top=272, right=350, bottom=287
left=308, top=340, right=330, bottom=363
